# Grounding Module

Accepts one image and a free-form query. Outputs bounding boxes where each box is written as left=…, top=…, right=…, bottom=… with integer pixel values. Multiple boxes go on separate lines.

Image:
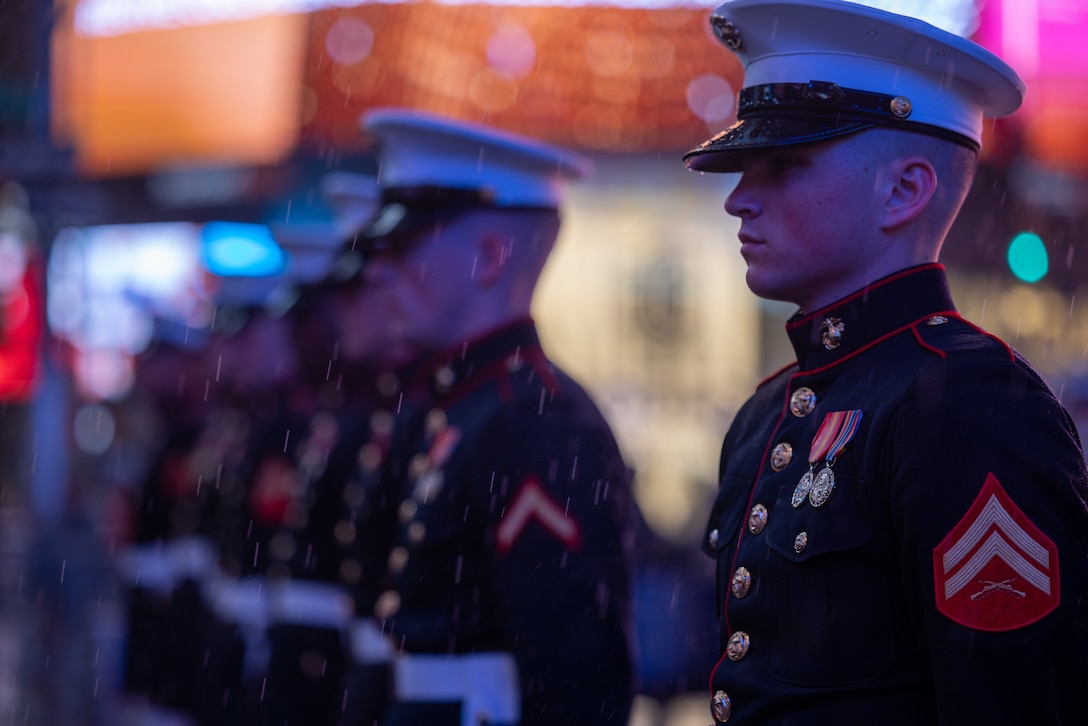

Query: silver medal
left=792, top=468, right=814, bottom=508
left=809, top=465, right=836, bottom=507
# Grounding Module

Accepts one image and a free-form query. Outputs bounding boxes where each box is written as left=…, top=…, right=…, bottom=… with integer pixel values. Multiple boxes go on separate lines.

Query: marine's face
left=331, top=280, right=411, bottom=369
left=360, top=214, right=479, bottom=356
left=723, top=134, right=886, bottom=312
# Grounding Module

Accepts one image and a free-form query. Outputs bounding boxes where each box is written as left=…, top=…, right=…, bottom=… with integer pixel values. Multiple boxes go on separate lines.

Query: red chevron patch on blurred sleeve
left=496, top=476, right=582, bottom=555
left=933, top=473, right=1059, bottom=631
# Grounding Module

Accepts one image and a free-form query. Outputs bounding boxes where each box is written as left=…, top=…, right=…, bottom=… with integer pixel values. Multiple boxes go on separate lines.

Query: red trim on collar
left=791, top=312, right=958, bottom=378
left=756, top=359, right=798, bottom=389
left=787, top=264, right=945, bottom=329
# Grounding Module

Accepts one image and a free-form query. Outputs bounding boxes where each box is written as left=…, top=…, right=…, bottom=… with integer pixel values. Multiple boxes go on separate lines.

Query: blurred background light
left=202, top=221, right=286, bottom=277
left=325, top=15, right=374, bottom=65
left=72, top=402, right=117, bottom=454
left=74, top=0, right=980, bottom=37
left=1007, top=231, right=1049, bottom=283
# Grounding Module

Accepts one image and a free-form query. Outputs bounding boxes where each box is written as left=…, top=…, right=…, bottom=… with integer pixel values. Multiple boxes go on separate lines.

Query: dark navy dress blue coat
left=375, top=319, right=636, bottom=726
left=703, top=264, right=1088, bottom=724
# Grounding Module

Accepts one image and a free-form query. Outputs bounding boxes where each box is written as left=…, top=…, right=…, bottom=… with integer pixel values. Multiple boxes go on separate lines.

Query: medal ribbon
left=808, top=409, right=863, bottom=465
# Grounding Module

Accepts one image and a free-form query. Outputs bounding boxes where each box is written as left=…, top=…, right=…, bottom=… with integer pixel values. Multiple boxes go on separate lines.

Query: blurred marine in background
left=320, top=108, right=639, bottom=726
left=256, top=170, right=417, bottom=726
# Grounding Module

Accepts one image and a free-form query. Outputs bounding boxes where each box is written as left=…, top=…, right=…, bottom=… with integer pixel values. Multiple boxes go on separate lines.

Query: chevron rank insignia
left=933, top=473, right=1059, bottom=631
left=496, top=476, right=582, bottom=555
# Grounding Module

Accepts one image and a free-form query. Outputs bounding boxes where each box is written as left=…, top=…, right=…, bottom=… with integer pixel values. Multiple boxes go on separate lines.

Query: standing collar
left=412, top=318, right=543, bottom=398
left=785, top=264, right=957, bottom=371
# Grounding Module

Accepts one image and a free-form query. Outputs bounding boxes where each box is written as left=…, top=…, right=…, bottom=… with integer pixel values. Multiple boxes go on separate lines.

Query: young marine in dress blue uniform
left=684, top=1, right=1088, bottom=723
left=330, top=109, right=637, bottom=726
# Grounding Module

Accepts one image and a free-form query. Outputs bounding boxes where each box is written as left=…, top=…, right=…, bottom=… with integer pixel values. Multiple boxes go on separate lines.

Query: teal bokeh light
left=1006, top=232, right=1048, bottom=284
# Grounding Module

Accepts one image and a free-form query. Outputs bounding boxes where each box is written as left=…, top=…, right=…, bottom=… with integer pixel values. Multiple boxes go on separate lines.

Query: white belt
left=348, top=618, right=394, bottom=664
left=204, top=575, right=272, bottom=676
left=115, top=537, right=217, bottom=591
left=205, top=575, right=268, bottom=627
left=169, top=537, right=217, bottom=579
left=394, top=652, right=521, bottom=726
left=267, top=580, right=354, bottom=629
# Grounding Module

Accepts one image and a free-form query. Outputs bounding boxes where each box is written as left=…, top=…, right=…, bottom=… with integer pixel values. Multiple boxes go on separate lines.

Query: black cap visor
left=684, top=81, right=980, bottom=173
left=684, top=115, right=873, bottom=173
left=321, top=187, right=494, bottom=289
left=322, top=185, right=556, bottom=290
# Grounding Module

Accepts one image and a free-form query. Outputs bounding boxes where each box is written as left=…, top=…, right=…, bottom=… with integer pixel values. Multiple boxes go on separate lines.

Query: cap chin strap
left=740, top=82, right=979, bottom=151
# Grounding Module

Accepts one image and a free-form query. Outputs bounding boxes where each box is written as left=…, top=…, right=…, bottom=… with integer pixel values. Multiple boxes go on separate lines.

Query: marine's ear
left=474, top=229, right=510, bottom=286
left=878, top=155, right=938, bottom=231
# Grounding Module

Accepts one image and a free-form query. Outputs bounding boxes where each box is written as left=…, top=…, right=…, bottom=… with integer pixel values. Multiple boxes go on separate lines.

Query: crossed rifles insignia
left=933, top=473, right=1059, bottom=631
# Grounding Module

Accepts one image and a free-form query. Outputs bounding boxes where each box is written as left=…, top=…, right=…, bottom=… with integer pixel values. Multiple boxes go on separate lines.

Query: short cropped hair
left=855, top=128, right=978, bottom=238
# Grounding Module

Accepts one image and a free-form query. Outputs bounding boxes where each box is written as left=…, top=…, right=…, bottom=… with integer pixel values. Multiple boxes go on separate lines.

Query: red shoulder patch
left=496, top=476, right=582, bottom=555
left=933, top=473, right=1059, bottom=632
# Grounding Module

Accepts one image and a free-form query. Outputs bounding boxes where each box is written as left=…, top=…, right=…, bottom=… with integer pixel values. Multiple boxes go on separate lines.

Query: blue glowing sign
left=202, top=221, right=286, bottom=277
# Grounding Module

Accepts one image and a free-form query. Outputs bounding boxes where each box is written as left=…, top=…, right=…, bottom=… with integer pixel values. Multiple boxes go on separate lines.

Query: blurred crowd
left=0, top=113, right=717, bottom=726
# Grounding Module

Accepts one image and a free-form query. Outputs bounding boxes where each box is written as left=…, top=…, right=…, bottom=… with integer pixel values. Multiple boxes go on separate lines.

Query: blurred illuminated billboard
left=46, top=220, right=289, bottom=400
left=54, top=0, right=993, bottom=176
left=51, top=5, right=310, bottom=177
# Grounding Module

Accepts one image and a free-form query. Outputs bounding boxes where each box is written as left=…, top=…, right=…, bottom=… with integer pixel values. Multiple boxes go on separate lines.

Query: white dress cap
left=320, top=171, right=381, bottom=239
left=315, top=108, right=591, bottom=287
left=266, top=174, right=379, bottom=286
left=362, top=107, right=591, bottom=209
left=685, top=0, right=1026, bottom=172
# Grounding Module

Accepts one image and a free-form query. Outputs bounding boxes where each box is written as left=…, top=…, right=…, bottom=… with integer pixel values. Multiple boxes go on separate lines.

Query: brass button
left=424, top=408, right=447, bottom=436
left=789, top=387, right=817, bottom=417
left=434, top=366, right=456, bottom=390
left=398, top=499, right=418, bottom=523
left=407, top=453, right=430, bottom=480
left=708, top=528, right=720, bottom=549
left=794, top=531, right=809, bottom=553
left=374, top=590, right=401, bottom=619
left=357, top=441, right=382, bottom=471
left=407, top=521, right=427, bottom=545
left=889, top=95, right=912, bottom=118
left=747, top=504, right=768, bottom=534
left=769, top=443, right=792, bottom=471
left=370, top=409, right=394, bottom=437
left=711, top=690, right=732, bottom=722
left=726, top=630, right=750, bottom=661
left=731, top=567, right=751, bottom=599
left=333, top=520, right=356, bottom=546
left=387, top=546, right=409, bottom=574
